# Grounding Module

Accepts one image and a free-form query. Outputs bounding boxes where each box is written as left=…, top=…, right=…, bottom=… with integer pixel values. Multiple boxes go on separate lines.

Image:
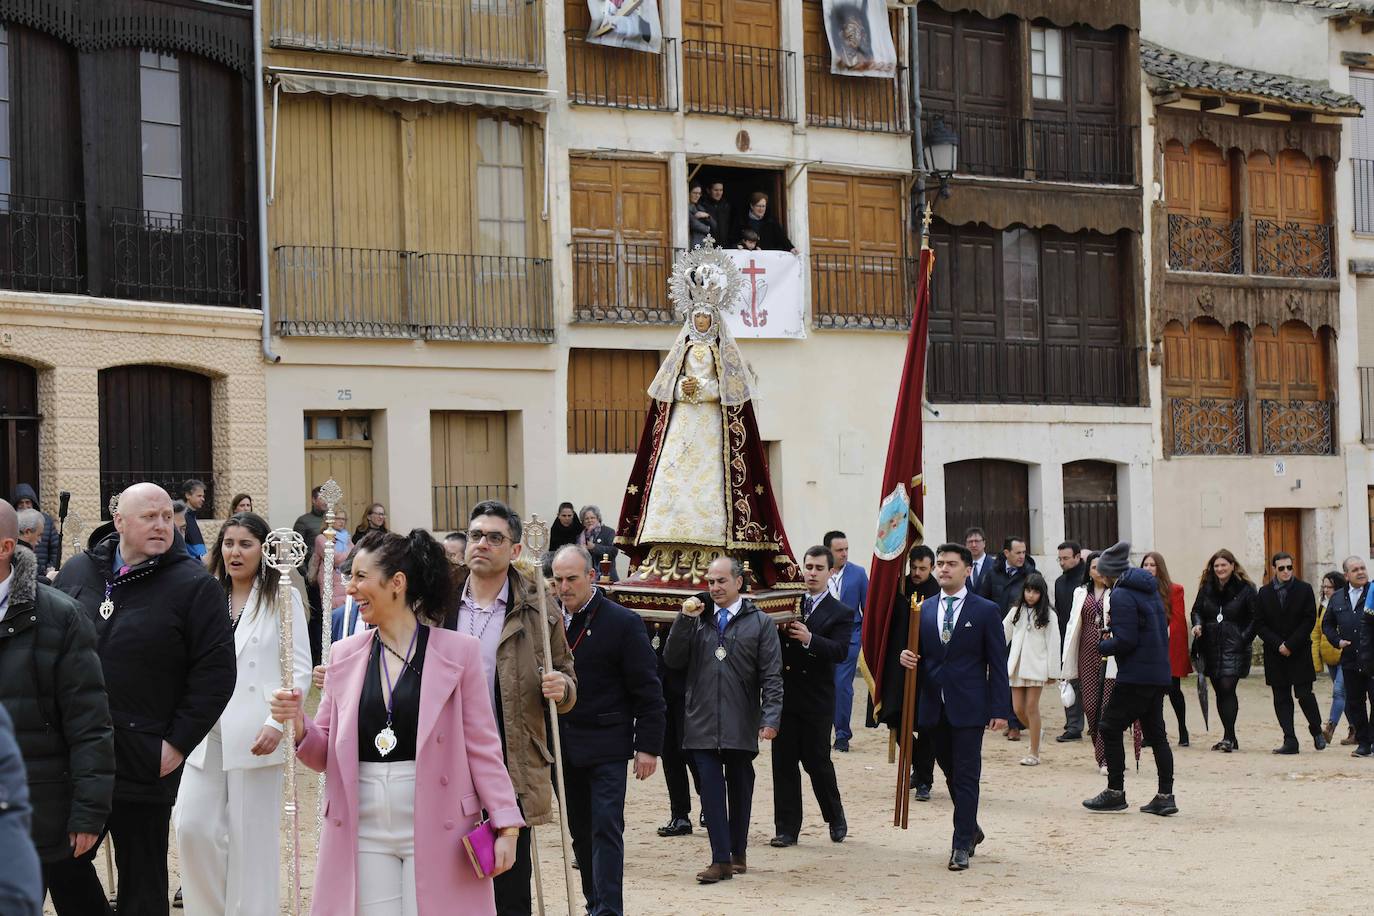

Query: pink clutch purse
left=461, top=820, right=497, bottom=879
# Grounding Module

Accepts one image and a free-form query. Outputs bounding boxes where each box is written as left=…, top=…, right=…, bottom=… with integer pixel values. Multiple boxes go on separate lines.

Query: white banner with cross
left=721, top=250, right=807, bottom=340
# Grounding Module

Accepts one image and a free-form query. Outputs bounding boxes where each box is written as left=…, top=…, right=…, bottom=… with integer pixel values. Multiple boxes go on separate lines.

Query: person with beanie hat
left=1082, top=542, right=1178, bottom=816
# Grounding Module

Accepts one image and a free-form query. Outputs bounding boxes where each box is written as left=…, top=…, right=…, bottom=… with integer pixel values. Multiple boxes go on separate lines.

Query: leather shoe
left=1322, top=720, right=1336, bottom=744
left=730, top=854, right=747, bottom=875
left=1353, top=745, right=1374, bottom=758
left=1314, top=733, right=1328, bottom=750
left=1082, top=788, right=1128, bottom=812
left=948, top=848, right=970, bottom=871
left=1140, top=793, right=1179, bottom=816
left=968, top=827, right=985, bottom=857
left=657, top=817, right=692, bottom=837
left=1055, top=731, right=1082, bottom=742
left=829, top=813, right=848, bottom=843
left=833, top=738, right=850, bottom=752
left=696, top=862, right=733, bottom=884
left=1341, top=726, right=1357, bottom=746
left=699, top=812, right=707, bottom=828
left=1271, top=741, right=1299, bottom=755
left=769, top=834, right=797, bottom=848
left=913, top=783, right=932, bottom=802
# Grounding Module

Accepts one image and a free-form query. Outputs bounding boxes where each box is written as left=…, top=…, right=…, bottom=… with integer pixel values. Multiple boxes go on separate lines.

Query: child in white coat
left=1003, top=572, right=1061, bottom=766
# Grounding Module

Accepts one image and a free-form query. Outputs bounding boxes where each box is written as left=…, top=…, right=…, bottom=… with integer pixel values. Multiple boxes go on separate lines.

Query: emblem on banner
left=873, top=482, right=910, bottom=561
left=739, top=258, right=769, bottom=328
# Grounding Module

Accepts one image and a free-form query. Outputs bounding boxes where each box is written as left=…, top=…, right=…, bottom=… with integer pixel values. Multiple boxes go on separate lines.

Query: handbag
left=461, top=820, right=497, bottom=880
left=1058, top=680, right=1076, bottom=708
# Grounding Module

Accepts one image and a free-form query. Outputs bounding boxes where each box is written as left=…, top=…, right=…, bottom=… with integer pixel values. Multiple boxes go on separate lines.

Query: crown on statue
left=667, top=239, right=742, bottom=320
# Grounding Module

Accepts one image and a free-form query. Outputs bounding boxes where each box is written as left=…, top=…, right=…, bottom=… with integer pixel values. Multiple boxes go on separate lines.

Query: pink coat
left=297, top=627, right=524, bottom=916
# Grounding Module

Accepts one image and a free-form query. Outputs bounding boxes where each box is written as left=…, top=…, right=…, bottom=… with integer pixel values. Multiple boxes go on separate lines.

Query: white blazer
left=187, top=582, right=313, bottom=772
left=1060, top=585, right=1118, bottom=681
left=1003, top=605, right=1062, bottom=682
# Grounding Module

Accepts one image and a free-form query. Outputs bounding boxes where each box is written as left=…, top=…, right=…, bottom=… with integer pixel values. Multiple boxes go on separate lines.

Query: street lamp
left=922, top=115, right=959, bottom=199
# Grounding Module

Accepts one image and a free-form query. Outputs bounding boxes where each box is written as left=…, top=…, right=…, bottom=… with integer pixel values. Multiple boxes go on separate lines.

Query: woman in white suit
left=174, top=512, right=313, bottom=914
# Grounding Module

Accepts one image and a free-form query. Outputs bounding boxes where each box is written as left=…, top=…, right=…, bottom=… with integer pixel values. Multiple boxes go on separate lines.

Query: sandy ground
left=68, top=674, right=1362, bottom=915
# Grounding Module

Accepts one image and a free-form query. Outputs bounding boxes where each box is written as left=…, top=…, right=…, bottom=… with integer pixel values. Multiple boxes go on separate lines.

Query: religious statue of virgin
left=615, top=243, right=801, bottom=588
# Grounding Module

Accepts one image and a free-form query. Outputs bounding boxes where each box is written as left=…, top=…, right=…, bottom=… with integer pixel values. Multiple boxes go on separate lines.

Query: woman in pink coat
left=273, top=528, right=522, bottom=915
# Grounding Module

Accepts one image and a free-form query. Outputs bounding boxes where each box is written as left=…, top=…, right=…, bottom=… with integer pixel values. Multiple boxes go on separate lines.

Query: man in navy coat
left=553, top=546, right=666, bottom=915
left=824, top=530, right=868, bottom=752
left=899, top=543, right=1010, bottom=871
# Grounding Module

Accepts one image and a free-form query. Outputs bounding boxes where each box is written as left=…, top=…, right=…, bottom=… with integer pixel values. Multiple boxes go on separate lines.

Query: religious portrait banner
left=722, top=250, right=805, bottom=340
left=822, top=0, right=898, bottom=78
left=585, top=0, right=663, bottom=54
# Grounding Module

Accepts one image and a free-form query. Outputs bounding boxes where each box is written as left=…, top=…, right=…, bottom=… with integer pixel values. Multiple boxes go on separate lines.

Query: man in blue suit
left=824, top=530, right=868, bottom=752
left=899, top=543, right=1010, bottom=871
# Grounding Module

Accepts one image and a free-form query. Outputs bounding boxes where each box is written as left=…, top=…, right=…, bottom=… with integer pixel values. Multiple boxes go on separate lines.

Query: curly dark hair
left=355, top=529, right=457, bottom=625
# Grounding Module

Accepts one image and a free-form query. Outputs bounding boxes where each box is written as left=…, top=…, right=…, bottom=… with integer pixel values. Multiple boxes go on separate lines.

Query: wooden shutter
left=10, top=24, right=82, bottom=202
left=1063, top=460, right=1118, bottom=549
left=1256, top=320, right=1326, bottom=401
left=0, top=357, right=40, bottom=499
left=567, top=348, right=658, bottom=454
left=1166, top=141, right=1231, bottom=219
left=182, top=56, right=244, bottom=220
left=570, top=157, right=669, bottom=314
left=430, top=411, right=510, bottom=530
left=1278, top=150, right=1324, bottom=224
left=943, top=459, right=1030, bottom=554
left=98, top=365, right=214, bottom=516
left=919, top=7, right=1010, bottom=113
left=809, top=172, right=904, bottom=320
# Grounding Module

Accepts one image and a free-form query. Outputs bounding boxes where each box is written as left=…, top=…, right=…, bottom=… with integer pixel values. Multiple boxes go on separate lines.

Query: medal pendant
left=99, top=598, right=115, bottom=620
left=651, top=634, right=661, bottom=650
left=374, top=726, right=398, bottom=757
left=1216, top=613, right=1224, bottom=624
left=715, top=645, right=727, bottom=662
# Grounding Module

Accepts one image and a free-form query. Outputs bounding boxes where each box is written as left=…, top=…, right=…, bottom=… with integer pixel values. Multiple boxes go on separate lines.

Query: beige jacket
left=451, top=564, right=577, bottom=826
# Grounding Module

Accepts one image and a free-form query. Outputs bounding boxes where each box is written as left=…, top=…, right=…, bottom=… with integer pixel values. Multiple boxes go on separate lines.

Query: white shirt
left=0, top=568, right=12, bottom=623
left=1350, top=585, right=1366, bottom=610
left=714, top=597, right=743, bottom=626
left=936, top=587, right=968, bottom=634
left=827, top=566, right=844, bottom=600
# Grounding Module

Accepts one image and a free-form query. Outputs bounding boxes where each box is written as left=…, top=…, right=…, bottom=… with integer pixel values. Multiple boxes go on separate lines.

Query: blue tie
left=941, top=596, right=956, bottom=645
left=717, top=607, right=729, bottom=638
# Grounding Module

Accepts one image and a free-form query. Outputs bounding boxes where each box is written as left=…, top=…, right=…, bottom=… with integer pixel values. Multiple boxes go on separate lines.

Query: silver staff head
left=523, top=513, right=550, bottom=565
left=264, top=528, right=308, bottom=573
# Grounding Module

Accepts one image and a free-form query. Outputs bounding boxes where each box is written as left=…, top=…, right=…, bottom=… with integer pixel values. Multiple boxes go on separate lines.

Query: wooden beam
left=1151, top=90, right=1183, bottom=106
left=1200, top=97, right=1226, bottom=111
left=1332, top=15, right=1352, bottom=31
left=1289, top=110, right=1313, bottom=124
left=1238, top=101, right=1263, bottom=116
left=1362, top=20, right=1374, bottom=34
left=1341, top=51, right=1372, bottom=68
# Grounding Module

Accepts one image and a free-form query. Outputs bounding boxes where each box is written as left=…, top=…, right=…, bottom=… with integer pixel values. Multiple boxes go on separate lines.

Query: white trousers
left=173, top=729, right=284, bottom=916
left=357, top=760, right=419, bottom=916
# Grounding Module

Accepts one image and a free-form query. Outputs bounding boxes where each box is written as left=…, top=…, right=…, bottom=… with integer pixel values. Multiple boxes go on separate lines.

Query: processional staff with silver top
left=265, top=527, right=308, bottom=916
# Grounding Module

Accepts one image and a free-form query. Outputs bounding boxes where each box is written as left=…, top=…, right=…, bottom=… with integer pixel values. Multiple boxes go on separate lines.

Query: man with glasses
left=1254, top=552, right=1325, bottom=754
left=443, top=500, right=578, bottom=915
left=1321, top=556, right=1373, bottom=757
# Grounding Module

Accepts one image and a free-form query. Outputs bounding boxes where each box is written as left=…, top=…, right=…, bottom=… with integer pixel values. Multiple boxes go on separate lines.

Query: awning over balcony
left=923, top=0, right=1138, bottom=31
left=270, top=69, right=555, bottom=115
left=936, top=180, right=1142, bottom=236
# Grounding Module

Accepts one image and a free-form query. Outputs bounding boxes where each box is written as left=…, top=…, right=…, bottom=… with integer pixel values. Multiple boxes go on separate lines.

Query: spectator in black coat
left=552, top=546, right=665, bottom=916
left=0, top=704, right=43, bottom=916
left=689, top=183, right=717, bottom=250
left=1054, top=541, right=1087, bottom=741
left=1322, top=555, right=1374, bottom=757
left=0, top=501, right=114, bottom=912
left=1254, top=552, right=1325, bottom=754
left=771, top=545, right=854, bottom=847
left=736, top=192, right=797, bottom=253
left=701, top=181, right=732, bottom=248
left=11, top=484, right=58, bottom=577
left=871, top=544, right=938, bottom=799
left=54, top=482, right=235, bottom=915
left=1189, top=548, right=1257, bottom=753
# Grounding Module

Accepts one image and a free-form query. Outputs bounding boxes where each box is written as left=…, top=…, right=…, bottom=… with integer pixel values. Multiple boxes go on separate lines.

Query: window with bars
left=1029, top=26, right=1063, bottom=101
left=139, top=50, right=182, bottom=217
left=475, top=116, right=526, bottom=257
left=0, top=25, right=10, bottom=199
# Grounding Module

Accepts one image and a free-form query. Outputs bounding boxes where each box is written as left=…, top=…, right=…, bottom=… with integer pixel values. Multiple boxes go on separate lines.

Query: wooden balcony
left=1167, top=215, right=1242, bottom=274
left=273, top=244, right=553, bottom=342
left=804, top=55, right=908, bottom=134
left=811, top=252, right=915, bottom=330
left=920, top=109, right=1136, bottom=185
left=570, top=240, right=680, bottom=324
left=271, top=0, right=544, bottom=70
left=929, top=339, right=1139, bottom=406
left=1166, top=216, right=1334, bottom=280
left=565, top=32, right=678, bottom=111
left=1254, top=220, right=1334, bottom=280
left=683, top=40, right=794, bottom=122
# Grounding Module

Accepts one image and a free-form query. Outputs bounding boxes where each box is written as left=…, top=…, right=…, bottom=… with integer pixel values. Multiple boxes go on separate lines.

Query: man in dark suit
left=552, top=546, right=666, bottom=915
left=964, top=528, right=990, bottom=593
left=770, top=546, right=854, bottom=848
left=1254, top=552, right=1326, bottom=754
left=1323, top=555, right=1374, bottom=757
left=823, top=530, right=868, bottom=752
left=1054, top=541, right=1087, bottom=742
left=898, top=543, right=1010, bottom=871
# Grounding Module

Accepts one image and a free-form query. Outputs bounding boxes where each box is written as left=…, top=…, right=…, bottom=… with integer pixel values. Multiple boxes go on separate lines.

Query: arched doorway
left=0, top=357, right=40, bottom=498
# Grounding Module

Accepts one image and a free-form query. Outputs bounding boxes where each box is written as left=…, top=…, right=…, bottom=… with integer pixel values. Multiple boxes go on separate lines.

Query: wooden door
left=1062, top=460, right=1118, bottom=550
left=0, top=358, right=41, bottom=500
left=918, top=8, right=1012, bottom=175
left=304, top=412, right=374, bottom=525
left=567, top=349, right=658, bottom=453
left=1263, top=509, right=1302, bottom=583
left=683, top=0, right=782, bottom=116
left=943, top=458, right=1030, bottom=554
left=97, top=365, right=213, bottom=517
left=430, top=411, right=510, bottom=531
left=570, top=158, right=670, bottom=314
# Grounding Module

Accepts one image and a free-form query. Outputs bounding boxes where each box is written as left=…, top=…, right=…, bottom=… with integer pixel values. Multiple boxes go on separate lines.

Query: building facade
left=0, top=0, right=265, bottom=547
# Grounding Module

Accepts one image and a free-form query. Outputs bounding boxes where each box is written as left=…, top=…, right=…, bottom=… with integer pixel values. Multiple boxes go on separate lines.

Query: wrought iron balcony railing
left=432, top=483, right=518, bottom=531
left=919, top=109, right=1136, bottom=185
left=274, top=244, right=553, bottom=342
left=1354, top=158, right=1374, bottom=235
left=271, top=0, right=544, bottom=69
left=1259, top=398, right=1333, bottom=455
left=1167, top=214, right=1243, bottom=275
left=1254, top=220, right=1334, bottom=280
left=0, top=194, right=83, bottom=294
left=928, top=339, right=1139, bottom=406
left=1169, top=396, right=1248, bottom=456
left=811, top=252, right=915, bottom=330
left=683, top=40, right=795, bottom=122
left=803, top=55, right=908, bottom=134
left=106, top=208, right=251, bottom=306
left=571, top=240, right=680, bottom=324
left=568, top=407, right=649, bottom=455
left=566, top=32, right=678, bottom=111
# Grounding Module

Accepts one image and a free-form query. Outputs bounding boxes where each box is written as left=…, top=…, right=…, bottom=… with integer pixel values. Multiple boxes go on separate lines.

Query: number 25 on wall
left=337, top=389, right=352, bottom=401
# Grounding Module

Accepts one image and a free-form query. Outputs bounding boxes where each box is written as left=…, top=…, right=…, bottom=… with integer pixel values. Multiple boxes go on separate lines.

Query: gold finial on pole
left=264, top=528, right=308, bottom=916
left=920, top=200, right=934, bottom=251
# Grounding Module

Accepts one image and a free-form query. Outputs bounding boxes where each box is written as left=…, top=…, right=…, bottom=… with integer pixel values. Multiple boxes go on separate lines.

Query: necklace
left=227, top=592, right=242, bottom=632
left=461, top=582, right=503, bottom=641
left=374, top=625, right=420, bottom=758
left=568, top=597, right=600, bottom=653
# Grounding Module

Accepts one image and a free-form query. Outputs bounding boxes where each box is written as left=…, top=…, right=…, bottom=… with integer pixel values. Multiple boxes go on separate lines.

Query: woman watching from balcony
left=736, top=192, right=797, bottom=254
left=689, top=183, right=716, bottom=250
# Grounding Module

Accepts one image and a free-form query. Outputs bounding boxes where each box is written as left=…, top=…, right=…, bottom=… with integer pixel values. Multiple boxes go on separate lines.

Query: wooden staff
left=532, top=574, right=579, bottom=916
left=893, top=595, right=921, bottom=829
left=266, top=528, right=307, bottom=916
left=316, top=477, right=343, bottom=832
